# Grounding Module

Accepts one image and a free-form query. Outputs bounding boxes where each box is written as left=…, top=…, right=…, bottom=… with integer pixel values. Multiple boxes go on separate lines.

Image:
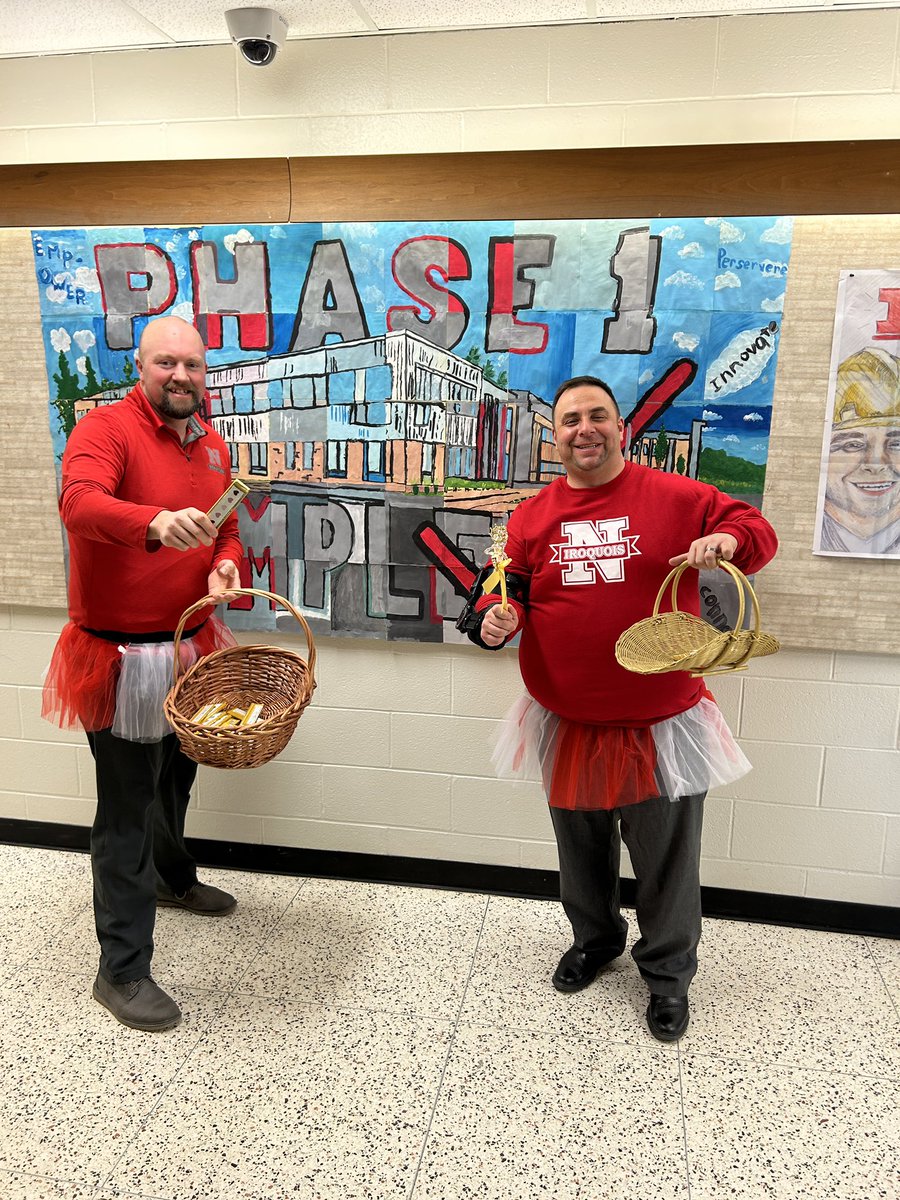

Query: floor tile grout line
left=863, top=935, right=900, bottom=1024
left=677, top=1042, right=693, bottom=1200
left=676, top=1045, right=898, bottom=1082
left=405, top=891, right=492, bottom=1200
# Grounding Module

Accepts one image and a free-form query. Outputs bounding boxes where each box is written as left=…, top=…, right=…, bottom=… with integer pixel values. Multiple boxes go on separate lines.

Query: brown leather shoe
left=552, top=945, right=621, bottom=993
left=92, top=972, right=181, bottom=1031
left=156, top=881, right=236, bottom=915
left=646, top=994, right=690, bottom=1042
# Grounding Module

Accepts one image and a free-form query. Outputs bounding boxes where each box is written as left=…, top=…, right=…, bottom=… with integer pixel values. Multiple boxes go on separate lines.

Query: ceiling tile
left=0, top=0, right=173, bottom=56
left=363, top=0, right=590, bottom=31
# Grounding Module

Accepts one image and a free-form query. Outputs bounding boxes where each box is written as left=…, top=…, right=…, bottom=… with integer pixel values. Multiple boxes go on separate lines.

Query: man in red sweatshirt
left=468, top=376, right=777, bottom=1042
left=43, top=316, right=243, bottom=1032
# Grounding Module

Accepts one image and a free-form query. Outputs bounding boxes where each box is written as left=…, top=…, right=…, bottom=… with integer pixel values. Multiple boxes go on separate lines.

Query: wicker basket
left=164, top=588, right=316, bottom=769
left=614, top=559, right=779, bottom=677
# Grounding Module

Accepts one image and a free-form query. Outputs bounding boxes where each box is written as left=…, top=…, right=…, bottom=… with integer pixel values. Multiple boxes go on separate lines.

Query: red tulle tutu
left=42, top=617, right=235, bottom=734
left=493, top=693, right=751, bottom=810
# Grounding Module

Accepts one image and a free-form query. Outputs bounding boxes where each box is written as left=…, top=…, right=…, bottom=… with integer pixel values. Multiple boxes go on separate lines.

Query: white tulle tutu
left=112, top=622, right=235, bottom=743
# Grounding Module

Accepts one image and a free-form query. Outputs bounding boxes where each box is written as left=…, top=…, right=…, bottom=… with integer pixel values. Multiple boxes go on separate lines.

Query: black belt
left=81, top=619, right=207, bottom=645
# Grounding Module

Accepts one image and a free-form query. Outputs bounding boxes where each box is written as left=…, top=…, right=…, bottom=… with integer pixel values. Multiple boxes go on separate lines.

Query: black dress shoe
left=646, top=993, right=690, bottom=1042
left=552, top=945, right=619, bottom=993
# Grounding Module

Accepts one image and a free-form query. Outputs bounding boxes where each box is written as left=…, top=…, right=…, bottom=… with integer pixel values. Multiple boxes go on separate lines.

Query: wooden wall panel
left=287, top=142, right=900, bottom=220
left=0, top=159, right=291, bottom=228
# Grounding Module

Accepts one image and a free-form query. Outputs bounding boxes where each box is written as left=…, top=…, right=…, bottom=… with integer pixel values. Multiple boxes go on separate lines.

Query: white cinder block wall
left=1, top=10, right=899, bottom=907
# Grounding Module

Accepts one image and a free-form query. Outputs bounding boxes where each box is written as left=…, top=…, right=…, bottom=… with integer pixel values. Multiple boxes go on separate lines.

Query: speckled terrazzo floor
left=0, top=844, right=897, bottom=1200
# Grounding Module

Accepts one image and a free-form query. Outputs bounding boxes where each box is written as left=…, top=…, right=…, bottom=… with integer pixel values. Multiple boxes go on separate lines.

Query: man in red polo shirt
left=43, top=316, right=243, bottom=1032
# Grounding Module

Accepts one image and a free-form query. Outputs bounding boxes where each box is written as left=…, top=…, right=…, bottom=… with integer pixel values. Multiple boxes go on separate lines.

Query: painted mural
left=32, top=216, right=793, bottom=640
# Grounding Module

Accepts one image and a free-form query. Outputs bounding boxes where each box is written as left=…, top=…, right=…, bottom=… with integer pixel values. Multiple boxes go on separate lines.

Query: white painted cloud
left=72, top=266, right=100, bottom=293
left=188, top=230, right=200, bottom=241
left=76, top=356, right=87, bottom=376
left=269, top=225, right=287, bottom=239
left=678, top=242, right=703, bottom=259
left=362, top=285, right=385, bottom=313
left=46, top=285, right=68, bottom=304
left=659, top=224, right=685, bottom=239
left=673, top=331, right=699, bottom=351
left=723, top=434, right=740, bottom=443
left=760, top=294, right=784, bottom=312
left=639, top=369, right=654, bottom=385
left=224, top=229, right=254, bottom=255
left=664, top=270, right=704, bottom=290
left=715, top=272, right=741, bottom=290
left=73, top=329, right=95, bottom=351
left=702, top=409, right=723, bottom=421
left=704, top=323, right=778, bottom=401
left=50, top=327, right=71, bottom=352
left=171, top=301, right=194, bottom=321
left=341, top=222, right=379, bottom=239
left=705, top=217, right=744, bottom=244
left=761, top=216, right=792, bottom=244
left=744, top=411, right=764, bottom=423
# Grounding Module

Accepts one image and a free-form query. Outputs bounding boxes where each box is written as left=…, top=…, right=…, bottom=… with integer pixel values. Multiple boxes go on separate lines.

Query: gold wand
left=483, top=523, right=511, bottom=611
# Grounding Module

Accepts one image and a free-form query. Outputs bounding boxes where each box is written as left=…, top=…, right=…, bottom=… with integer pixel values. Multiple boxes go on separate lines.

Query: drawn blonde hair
left=833, top=348, right=900, bottom=428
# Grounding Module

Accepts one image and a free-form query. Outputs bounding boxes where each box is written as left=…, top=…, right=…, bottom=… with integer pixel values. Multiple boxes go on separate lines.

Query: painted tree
left=676, top=453, right=686, bottom=475
left=483, top=359, right=497, bottom=383
left=653, top=425, right=669, bottom=468
left=82, top=355, right=100, bottom=397
left=122, top=356, right=135, bottom=383
left=465, top=346, right=482, bottom=365
left=51, top=351, right=80, bottom=436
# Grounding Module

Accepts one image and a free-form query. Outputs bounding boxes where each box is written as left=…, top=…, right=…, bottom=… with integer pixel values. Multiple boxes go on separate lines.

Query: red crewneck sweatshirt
left=481, top=462, right=777, bottom=726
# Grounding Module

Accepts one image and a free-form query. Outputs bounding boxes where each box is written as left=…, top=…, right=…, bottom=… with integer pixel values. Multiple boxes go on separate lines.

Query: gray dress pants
left=87, top=729, right=199, bottom=983
left=550, top=792, right=705, bottom=997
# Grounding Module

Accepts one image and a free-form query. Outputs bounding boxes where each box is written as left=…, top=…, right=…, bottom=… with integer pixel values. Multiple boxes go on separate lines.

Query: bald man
left=43, top=316, right=243, bottom=1031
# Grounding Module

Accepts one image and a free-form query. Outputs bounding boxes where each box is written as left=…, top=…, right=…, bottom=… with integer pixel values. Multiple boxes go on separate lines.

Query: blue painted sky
left=32, top=216, right=793, bottom=465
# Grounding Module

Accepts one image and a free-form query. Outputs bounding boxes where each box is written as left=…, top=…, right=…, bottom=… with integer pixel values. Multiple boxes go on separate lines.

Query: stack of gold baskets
left=164, top=587, right=316, bottom=769
left=615, top=559, right=779, bottom=677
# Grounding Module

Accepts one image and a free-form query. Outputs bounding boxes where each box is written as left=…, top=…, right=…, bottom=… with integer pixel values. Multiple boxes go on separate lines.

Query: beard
left=157, top=385, right=203, bottom=419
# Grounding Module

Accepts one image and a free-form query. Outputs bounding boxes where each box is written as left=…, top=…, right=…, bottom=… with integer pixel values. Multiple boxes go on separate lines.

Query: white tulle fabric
left=112, top=633, right=217, bottom=743
left=492, top=693, right=751, bottom=802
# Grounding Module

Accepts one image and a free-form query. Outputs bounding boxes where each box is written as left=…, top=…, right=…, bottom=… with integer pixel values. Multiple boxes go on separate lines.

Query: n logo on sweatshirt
left=549, top=517, right=641, bottom=584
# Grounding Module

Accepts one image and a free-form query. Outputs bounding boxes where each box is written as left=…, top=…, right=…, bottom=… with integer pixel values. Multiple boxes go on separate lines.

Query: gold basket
left=614, top=559, right=779, bottom=677
left=164, top=588, right=316, bottom=769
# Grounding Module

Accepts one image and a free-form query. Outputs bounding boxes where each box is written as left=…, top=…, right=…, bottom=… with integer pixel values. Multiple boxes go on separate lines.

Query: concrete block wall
left=1, top=10, right=900, bottom=162
left=0, top=9, right=898, bottom=906
left=1, top=605, right=898, bottom=905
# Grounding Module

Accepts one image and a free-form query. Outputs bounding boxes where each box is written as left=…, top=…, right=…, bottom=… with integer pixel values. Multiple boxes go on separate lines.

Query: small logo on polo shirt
left=205, top=446, right=225, bottom=475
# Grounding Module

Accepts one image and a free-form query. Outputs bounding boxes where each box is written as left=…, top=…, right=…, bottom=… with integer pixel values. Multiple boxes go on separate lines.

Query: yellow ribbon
left=482, top=556, right=511, bottom=610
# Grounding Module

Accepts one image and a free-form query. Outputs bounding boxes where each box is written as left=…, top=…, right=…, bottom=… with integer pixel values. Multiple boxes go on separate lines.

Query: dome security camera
left=225, top=7, right=287, bottom=67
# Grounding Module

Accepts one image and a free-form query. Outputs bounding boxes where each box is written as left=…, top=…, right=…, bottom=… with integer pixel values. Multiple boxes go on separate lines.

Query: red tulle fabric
left=41, top=617, right=234, bottom=733
left=546, top=719, right=659, bottom=811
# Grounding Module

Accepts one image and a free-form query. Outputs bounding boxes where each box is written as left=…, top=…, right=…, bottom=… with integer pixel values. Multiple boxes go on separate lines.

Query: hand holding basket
left=164, top=588, right=316, bottom=769
left=614, top=560, right=779, bottom=678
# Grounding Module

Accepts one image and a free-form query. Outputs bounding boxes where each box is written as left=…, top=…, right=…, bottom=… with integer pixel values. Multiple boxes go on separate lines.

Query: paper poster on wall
left=32, top=215, right=793, bottom=640
left=813, top=270, right=900, bottom=560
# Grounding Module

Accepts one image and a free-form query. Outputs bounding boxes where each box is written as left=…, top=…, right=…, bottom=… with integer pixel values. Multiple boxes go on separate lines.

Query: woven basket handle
left=171, top=588, right=317, bottom=684
left=652, top=559, right=759, bottom=636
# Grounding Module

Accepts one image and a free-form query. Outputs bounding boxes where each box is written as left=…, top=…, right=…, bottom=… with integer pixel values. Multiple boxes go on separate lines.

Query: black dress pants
left=550, top=792, right=705, bottom=997
left=87, top=729, right=199, bottom=983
